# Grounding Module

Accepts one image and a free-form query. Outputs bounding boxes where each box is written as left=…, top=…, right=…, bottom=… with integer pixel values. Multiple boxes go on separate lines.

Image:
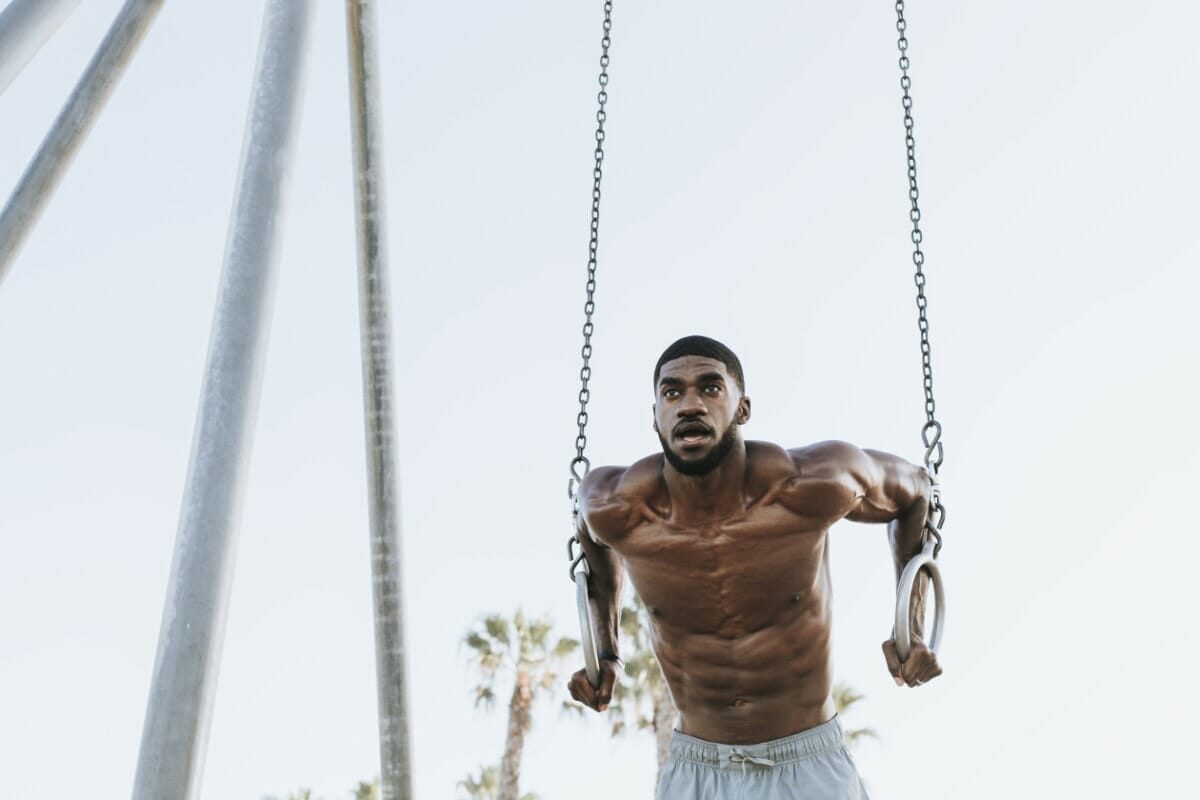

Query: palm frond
left=351, top=780, right=380, bottom=800
left=551, top=636, right=579, bottom=659
left=832, top=683, right=865, bottom=714
left=845, top=726, right=880, bottom=745
left=619, top=606, right=641, bottom=636
left=527, top=618, right=553, bottom=646
left=464, top=632, right=492, bottom=653
left=473, top=685, right=496, bottom=710
left=483, top=615, right=510, bottom=647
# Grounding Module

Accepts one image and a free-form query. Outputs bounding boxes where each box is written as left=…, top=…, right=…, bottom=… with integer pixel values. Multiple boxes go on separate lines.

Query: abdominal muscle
left=620, top=525, right=839, bottom=745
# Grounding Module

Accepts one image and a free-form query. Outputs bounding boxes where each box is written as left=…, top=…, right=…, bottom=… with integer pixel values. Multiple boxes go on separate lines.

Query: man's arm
left=848, top=445, right=944, bottom=688
left=567, top=467, right=626, bottom=711
left=796, top=441, right=942, bottom=687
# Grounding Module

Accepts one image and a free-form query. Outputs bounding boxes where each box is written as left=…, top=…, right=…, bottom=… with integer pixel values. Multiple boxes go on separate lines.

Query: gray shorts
left=655, top=716, right=870, bottom=799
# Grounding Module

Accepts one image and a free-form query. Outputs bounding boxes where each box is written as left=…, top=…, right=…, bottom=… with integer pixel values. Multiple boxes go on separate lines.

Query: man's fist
left=882, top=638, right=942, bottom=688
left=567, top=659, right=620, bottom=711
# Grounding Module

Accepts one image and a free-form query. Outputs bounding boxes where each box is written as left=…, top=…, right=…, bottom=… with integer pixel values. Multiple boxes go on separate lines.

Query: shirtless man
left=567, top=335, right=943, bottom=799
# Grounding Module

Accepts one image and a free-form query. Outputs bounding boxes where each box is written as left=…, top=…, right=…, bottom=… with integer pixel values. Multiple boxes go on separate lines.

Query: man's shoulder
left=756, top=440, right=868, bottom=521
left=784, top=440, right=868, bottom=471
left=747, top=441, right=871, bottom=492
left=581, top=454, right=664, bottom=500
left=745, top=439, right=798, bottom=478
left=746, top=439, right=863, bottom=472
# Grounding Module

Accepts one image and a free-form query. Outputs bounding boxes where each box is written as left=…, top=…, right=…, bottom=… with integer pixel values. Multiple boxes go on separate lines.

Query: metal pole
left=345, top=2, right=413, bottom=798
left=0, top=0, right=82, bottom=95
left=130, top=2, right=313, bottom=798
left=0, top=0, right=162, bottom=286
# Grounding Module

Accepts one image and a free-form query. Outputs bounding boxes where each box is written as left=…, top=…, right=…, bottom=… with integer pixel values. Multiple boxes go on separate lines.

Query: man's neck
left=662, top=441, right=748, bottom=522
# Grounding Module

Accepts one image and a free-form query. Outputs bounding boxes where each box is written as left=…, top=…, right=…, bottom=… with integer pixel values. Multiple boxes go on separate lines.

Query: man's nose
left=679, top=391, right=706, bottom=415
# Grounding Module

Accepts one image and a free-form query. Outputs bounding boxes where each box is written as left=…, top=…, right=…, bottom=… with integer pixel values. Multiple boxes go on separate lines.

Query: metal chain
left=567, top=1, right=613, bottom=581
left=568, top=0, right=613, bottom=502
left=895, top=1, right=945, bottom=557
left=895, top=0, right=943, bottom=478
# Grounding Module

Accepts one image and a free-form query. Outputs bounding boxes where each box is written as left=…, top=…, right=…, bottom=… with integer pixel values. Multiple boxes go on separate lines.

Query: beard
left=657, top=420, right=739, bottom=477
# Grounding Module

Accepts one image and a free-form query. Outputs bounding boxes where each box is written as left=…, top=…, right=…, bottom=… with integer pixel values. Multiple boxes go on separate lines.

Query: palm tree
left=604, top=593, right=678, bottom=787
left=263, top=778, right=378, bottom=800
left=832, top=683, right=879, bottom=750
left=458, top=764, right=499, bottom=799
left=463, top=610, right=578, bottom=800
left=351, top=779, right=380, bottom=800
left=261, top=790, right=314, bottom=800
left=458, top=764, right=538, bottom=800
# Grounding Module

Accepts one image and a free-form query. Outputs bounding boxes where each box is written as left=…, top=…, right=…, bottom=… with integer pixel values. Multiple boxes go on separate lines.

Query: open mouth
left=674, top=422, right=712, bottom=447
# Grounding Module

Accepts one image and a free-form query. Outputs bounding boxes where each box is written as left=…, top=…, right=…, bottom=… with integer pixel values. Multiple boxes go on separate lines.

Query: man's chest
left=615, top=507, right=830, bottom=633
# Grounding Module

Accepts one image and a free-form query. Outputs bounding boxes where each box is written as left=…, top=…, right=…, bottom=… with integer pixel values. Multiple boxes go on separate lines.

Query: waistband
left=668, top=716, right=847, bottom=770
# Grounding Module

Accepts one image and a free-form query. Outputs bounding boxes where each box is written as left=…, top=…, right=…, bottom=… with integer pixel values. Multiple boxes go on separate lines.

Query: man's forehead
left=658, top=355, right=730, bottom=381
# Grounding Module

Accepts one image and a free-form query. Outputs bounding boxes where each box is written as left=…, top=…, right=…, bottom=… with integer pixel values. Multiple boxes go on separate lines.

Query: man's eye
left=705, top=385, right=720, bottom=393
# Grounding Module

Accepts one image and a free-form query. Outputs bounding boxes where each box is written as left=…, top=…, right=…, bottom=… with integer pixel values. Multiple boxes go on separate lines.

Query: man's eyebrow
left=658, top=372, right=726, bottom=387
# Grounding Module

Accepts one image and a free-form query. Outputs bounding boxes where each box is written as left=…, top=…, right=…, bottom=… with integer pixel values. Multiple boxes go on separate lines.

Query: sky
left=1, top=0, right=1198, bottom=798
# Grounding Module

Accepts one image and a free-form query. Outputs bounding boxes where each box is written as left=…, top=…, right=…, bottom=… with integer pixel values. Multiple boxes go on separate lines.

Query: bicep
left=577, top=526, right=623, bottom=591
left=574, top=501, right=623, bottom=595
left=576, top=466, right=631, bottom=588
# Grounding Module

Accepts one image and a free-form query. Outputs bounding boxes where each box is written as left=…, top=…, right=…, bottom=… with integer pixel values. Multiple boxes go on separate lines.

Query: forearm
left=583, top=541, right=624, bottom=660
left=888, top=495, right=930, bottom=639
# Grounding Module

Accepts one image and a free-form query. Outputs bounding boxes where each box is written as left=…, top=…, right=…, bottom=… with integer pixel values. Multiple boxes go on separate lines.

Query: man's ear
left=651, top=405, right=659, bottom=433
left=737, top=396, right=752, bottom=425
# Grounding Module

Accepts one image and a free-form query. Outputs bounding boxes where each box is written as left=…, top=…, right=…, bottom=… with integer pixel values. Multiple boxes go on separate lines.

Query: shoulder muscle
left=777, top=440, right=875, bottom=522
left=578, top=457, right=662, bottom=544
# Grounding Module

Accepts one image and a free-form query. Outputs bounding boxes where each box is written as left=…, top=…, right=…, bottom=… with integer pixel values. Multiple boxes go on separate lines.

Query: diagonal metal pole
left=0, top=0, right=163, bottom=286
left=0, top=0, right=83, bottom=95
left=345, top=2, right=414, bottom=798
left=130, top=2, right=314, bottom=798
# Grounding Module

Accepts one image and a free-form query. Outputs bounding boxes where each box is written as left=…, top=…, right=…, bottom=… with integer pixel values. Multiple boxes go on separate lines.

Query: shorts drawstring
left=728, top=748, right=777, bottom=772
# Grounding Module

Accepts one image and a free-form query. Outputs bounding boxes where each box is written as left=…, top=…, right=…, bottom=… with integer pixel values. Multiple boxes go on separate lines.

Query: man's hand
left=882, top=638, right=942, bottom=688
left=567, top=660, right=620, bottom=711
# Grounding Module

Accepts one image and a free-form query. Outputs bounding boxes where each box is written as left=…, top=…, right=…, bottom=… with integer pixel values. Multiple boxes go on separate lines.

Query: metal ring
left=574, top=562, right=600, bottom=688
left=894, top=541, right=945, bottom=662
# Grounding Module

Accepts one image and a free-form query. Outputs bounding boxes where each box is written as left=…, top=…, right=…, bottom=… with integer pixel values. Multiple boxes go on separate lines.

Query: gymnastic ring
left=893, top=538, right=945, bottom=663
left=574, top=559, right=601, bottom=688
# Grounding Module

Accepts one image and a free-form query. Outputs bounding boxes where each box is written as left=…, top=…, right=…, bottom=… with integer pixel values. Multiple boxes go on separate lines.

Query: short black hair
left=654, top=335, right=745, bottom=393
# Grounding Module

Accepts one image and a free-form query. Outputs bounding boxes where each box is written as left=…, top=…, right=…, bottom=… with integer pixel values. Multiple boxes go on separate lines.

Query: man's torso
left=583, top=440, right=861, bottom=744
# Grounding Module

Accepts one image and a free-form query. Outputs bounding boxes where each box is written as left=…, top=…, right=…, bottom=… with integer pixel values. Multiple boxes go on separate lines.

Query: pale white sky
left=1, top=1, right=1197, bottom=798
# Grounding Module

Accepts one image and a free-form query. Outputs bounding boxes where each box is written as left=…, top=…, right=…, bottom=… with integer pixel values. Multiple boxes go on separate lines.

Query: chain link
left=895, top=0, right=943, bottom=478
left=569, top=0, right=613, bottom=501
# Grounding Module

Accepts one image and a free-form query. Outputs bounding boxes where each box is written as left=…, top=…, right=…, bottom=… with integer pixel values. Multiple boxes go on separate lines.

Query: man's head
left=652, top=336, right=751, bottom=476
